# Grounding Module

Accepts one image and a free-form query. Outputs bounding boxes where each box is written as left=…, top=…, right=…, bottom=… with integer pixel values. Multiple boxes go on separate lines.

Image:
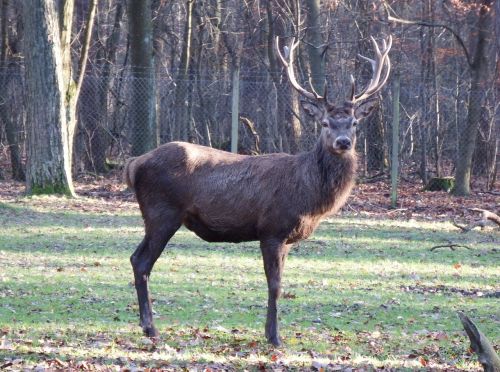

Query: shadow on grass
left=0, top=201, right=141, bottom=229
left=1, top=210, right=499, bottom=270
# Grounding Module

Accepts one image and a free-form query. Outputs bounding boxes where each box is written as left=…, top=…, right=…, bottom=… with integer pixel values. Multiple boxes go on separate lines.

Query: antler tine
left=275, top=36, right=324, bottom=101
left=351, top=35, right=392, bottom=103
left=307, top=77, right=323, bottom=99
left=323, top=78, right=329, bottom=103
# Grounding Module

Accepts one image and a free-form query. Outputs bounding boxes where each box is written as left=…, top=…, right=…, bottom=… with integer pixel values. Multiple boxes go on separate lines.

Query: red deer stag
left=125, top=35, right=392, bottom=346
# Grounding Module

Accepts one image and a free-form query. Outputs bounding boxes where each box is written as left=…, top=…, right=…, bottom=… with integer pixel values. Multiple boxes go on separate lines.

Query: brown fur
left=127, top=103, right=367, bottom=346
left=123, top=157, right=137, bottom=190
left=128, top=141, right=356, bottom=243
left=124, top=151, right=155, bottom=190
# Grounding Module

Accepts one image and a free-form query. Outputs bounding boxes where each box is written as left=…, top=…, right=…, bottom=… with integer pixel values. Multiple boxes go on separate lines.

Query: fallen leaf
left=434, top=331, right=448, bottom=341
left=419, top=356, right=428, bottom=367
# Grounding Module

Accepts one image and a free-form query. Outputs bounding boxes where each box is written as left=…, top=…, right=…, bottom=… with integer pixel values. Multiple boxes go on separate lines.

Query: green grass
left=0, top=197, right=498, bottom=370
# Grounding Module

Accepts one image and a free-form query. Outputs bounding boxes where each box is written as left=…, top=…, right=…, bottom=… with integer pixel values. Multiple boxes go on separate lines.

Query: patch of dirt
left=346, top=180, right=499, bottom=222
left=0, top=171, right=136, bottom=214
left=401, top=284, right=500, bottom=298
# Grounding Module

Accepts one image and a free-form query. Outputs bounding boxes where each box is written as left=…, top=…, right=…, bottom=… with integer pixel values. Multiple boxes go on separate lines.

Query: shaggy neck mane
left=305, top=140, right=358, bottom=215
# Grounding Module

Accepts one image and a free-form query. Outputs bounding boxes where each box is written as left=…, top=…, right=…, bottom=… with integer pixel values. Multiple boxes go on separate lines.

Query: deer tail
left=124, top=157, right=139, bottom=190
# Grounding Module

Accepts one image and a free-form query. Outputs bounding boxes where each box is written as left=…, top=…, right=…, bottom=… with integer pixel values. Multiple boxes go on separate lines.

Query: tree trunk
left=81, top=2, right=124, bottom=173
left=22, top=0, right=96, bottom=195
left=356, top=0, right=385, bottom=172
left=0, top=0, right=25, bottom=181
left=305, top=0, right=324, bottom=95
left=265, top=1, right=302, bottom=153
left=453, top=0, right=493, bottom=195
left=173, top=0, right=195, bottom=142
left=427, top=1, right=442, bottom=177
left=128, top=0, right=157, bottom=155
left=22, top=0, right=73, bottom=195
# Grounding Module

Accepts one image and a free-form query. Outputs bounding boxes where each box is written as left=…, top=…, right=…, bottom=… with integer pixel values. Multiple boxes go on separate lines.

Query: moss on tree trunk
left=424, top=177, right=455, bottom=192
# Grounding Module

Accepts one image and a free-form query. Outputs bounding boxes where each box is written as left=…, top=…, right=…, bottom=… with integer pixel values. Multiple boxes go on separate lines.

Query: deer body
left=126, top=35, right=391, bottom=346
left=127, top=140, right=356, bottom=245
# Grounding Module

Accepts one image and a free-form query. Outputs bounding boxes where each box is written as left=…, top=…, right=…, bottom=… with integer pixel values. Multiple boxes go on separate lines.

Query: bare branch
left=74, top=0, right=98, bottom=103
left=452, top=208, right=500, bottom=232
left=382, top=1, right=473, bottom=68
left=470, top=208, right=500, bottom=227
left=430, top=243, right=471, bottom=251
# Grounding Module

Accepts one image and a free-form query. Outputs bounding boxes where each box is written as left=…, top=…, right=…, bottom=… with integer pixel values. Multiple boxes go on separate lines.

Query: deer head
left=276, top=35, right=392, bottom=155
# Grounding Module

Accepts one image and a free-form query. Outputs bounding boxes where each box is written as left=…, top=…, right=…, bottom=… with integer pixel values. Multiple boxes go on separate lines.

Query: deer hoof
left=144, top=326, right=159, bottom=338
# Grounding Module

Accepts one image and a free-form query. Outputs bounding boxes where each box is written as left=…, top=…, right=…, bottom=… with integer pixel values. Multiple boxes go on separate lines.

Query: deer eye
left=321, top=119, right=329, bottom=127
left=352, top=120, right=358, bottom=127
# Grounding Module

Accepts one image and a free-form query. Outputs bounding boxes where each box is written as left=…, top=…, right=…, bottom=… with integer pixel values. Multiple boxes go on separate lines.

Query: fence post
left=230, top=65, right=240, bottom=153
left=391, top=73, right=400, bottom=209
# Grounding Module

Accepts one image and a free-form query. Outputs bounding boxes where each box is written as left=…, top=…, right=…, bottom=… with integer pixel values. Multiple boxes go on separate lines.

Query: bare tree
left=453, top=0, right=495, bottom=195
left=386, top=0, right=496, bottom=195
left=172, top=0, right=195, bottom=142
left=79, top=1, right=125, bottom=173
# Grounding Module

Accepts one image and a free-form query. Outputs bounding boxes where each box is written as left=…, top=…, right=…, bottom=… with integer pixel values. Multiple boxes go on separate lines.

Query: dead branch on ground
left=430, top=243, right=471, bottom=252
left=452, top=209, right=500, bottom=233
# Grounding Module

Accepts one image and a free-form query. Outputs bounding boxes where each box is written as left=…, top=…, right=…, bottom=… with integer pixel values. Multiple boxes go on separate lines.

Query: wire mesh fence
left=0, top=69, right=498, bottom=190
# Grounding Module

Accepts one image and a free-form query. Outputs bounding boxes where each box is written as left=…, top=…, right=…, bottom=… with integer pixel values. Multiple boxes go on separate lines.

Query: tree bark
left=128, top=0, right=157, bottom=155
left=80, top=1, right=124, bottom=173
left=305, top=0, right=324, bottom=95
left=22, top=0, right=96, bottom=195
left=356, top=0, right=385, bottom=172
left=265, top=1, right=303, bottom=153
left=0, top=0, right=25, bottom=181
left=173, top=0, right=195, bottom=142
left=22, top=0, right=73, bottom=195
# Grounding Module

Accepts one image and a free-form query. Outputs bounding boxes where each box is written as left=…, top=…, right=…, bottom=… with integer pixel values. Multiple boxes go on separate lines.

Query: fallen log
left=452, top=209, right=500, bottom=232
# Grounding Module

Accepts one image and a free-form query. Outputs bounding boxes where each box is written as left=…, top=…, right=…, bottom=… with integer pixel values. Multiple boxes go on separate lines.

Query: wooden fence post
left=230, top=65, right=240, bottom=153
left=391, top=73, right=400, bottom=209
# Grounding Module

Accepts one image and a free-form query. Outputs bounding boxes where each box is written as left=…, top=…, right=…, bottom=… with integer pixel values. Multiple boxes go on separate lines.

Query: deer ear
left=354, top=99, right=378, bottom=120
left=301, top=101, right=324, bottom=121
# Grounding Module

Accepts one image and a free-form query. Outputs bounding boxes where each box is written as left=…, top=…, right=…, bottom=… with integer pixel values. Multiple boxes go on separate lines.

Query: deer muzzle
left=335, top=136, right=352, bottom=151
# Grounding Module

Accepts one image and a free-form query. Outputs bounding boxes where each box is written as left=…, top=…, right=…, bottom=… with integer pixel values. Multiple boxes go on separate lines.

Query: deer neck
left=308, top=140, right=358, bottom=214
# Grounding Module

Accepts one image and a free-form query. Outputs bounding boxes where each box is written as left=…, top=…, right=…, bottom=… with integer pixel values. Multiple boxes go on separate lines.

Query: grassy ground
left=0, top=194, right=498, bottom=371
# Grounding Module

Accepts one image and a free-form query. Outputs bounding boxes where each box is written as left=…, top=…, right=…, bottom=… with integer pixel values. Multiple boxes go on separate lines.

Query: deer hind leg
left=130, top=210, right=181, bottom=338
left=260, top=239, right=290, bottom=347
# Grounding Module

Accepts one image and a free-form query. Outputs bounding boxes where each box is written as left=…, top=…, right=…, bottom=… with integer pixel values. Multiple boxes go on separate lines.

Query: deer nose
left=335, top=136, right=352, bottom=150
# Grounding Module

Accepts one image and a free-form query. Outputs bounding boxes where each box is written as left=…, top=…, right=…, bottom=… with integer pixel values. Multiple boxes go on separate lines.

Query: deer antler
left=350, top=35, right=392, bottom=103
left=275, top=36, right=327, bottom=103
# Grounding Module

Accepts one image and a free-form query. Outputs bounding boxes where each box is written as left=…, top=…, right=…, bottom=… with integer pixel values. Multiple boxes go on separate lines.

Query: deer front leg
left=260, top=239, right=290, bottom=346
